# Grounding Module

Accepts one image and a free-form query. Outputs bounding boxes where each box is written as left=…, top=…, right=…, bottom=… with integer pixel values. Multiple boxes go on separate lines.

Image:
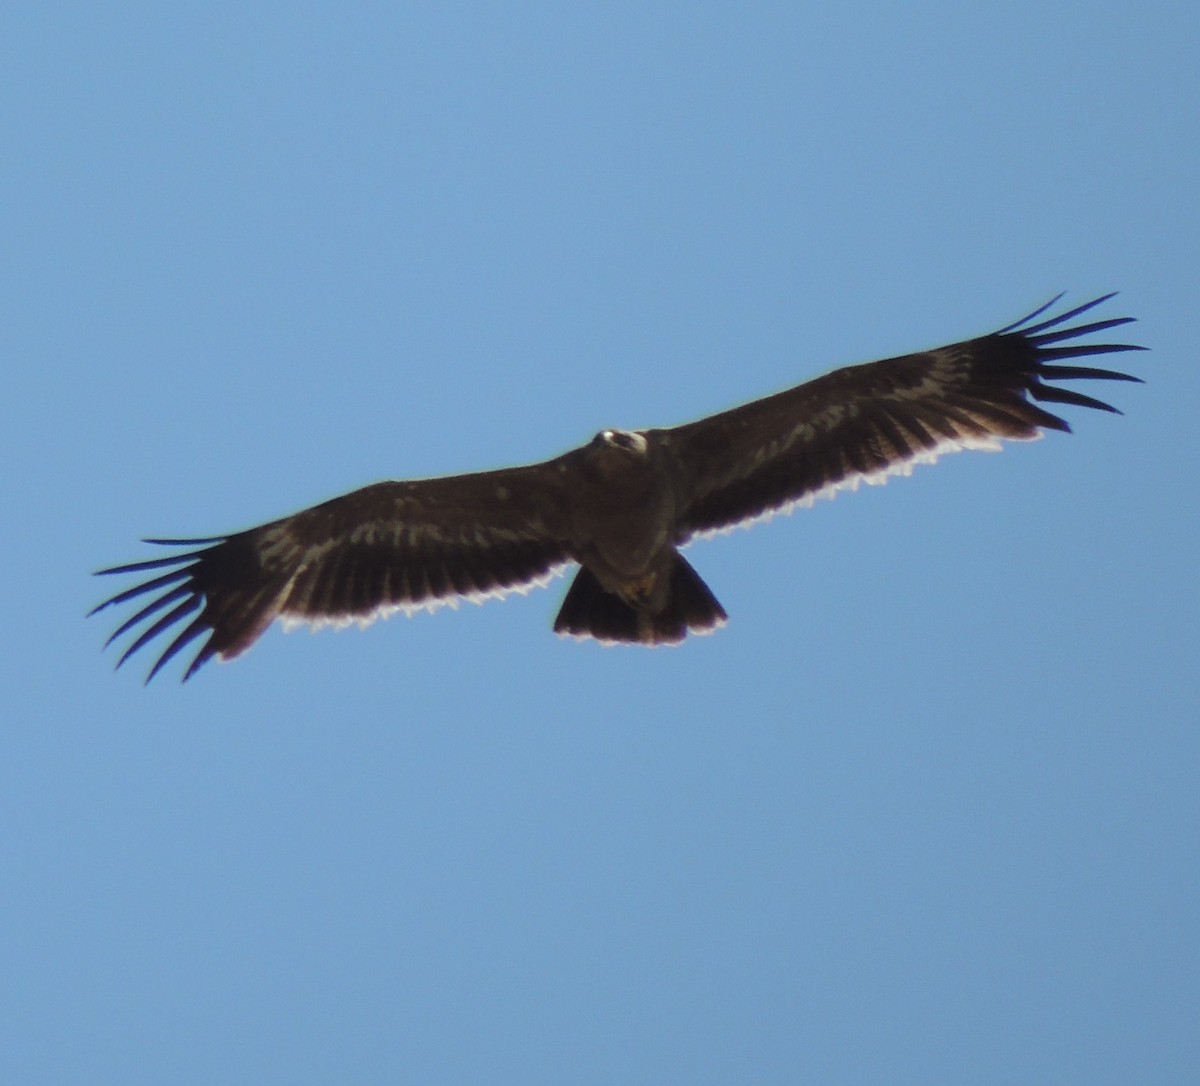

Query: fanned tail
left=553, top=554, right=727, bottom=645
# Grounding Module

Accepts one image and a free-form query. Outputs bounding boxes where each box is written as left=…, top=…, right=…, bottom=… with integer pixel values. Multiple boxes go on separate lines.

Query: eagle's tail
left=553, top=554, right=727, bottom=645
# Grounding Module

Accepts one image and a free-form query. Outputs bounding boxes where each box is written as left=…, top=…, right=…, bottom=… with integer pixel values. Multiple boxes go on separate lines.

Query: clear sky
left=5, top=3, right=1197, bottom=1083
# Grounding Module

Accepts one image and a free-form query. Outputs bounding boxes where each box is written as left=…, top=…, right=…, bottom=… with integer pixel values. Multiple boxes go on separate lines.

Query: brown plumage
left=92, top=293, right=1144, bottom=681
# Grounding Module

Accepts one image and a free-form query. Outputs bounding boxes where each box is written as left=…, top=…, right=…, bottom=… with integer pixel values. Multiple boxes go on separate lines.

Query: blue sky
left=5, top=3, right=1197, bottom=1083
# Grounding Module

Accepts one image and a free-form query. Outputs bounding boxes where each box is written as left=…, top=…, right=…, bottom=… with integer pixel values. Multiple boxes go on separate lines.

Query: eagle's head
left=582, top=429, right=651, bottom=479
left=592, top=429, right=648, bottom=454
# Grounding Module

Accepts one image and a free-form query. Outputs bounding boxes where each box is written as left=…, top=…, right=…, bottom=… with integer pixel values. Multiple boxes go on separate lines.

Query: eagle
left=93, top=294, right=1143, bottom=682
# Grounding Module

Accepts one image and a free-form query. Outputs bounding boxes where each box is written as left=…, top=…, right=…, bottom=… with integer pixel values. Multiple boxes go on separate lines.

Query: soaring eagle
left=93, top=294, right=1142, bottom=682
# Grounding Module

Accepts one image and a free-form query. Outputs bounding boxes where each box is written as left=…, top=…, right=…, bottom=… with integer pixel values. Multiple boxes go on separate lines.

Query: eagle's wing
left=92, top=460, right=576, bottom=682
left=660, top=294, right=1144, bottom=539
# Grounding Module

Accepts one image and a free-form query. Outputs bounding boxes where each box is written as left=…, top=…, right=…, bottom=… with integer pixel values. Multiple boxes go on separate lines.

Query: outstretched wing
left=92, top=462, right=576, bottom=682
left=662, top=294, right=1144, bottom=538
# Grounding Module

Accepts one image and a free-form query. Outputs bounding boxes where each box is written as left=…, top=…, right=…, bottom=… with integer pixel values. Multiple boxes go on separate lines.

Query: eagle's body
left=93, top=294, right=1144, bottom=681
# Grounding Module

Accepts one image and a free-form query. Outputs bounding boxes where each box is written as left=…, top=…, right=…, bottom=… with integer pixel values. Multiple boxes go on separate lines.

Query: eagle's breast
left=565, top=430, right=679, bottom=589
